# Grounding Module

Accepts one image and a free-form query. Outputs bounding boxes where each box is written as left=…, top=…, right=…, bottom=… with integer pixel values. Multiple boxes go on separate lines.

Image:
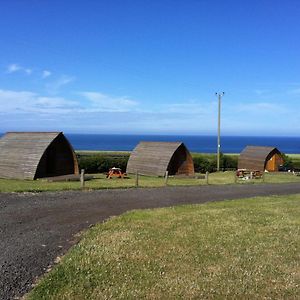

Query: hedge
left=77, top=154, right=129, bottom=174
left=77, top=152, right=299, bottom=174
left=77, top=152, right=238, bottom=174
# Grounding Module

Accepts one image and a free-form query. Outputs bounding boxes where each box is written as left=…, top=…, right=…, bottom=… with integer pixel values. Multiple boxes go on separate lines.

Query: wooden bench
left=236, top=169, right=262, bottom=179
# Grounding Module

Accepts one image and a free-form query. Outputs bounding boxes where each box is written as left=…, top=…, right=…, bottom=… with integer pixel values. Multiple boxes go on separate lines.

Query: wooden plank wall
left=126, top=142, right=194, bottom=176
left=0, top=132, right=78, bottom=180
left=238, top=146, right=283, bottom=172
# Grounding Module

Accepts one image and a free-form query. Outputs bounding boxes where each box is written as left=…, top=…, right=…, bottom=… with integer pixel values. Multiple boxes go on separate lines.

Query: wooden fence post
left=80, top=169, right=85, bottom=189
left=205, top=171, right=209, bottom=185
left=164, top=171, right=169, bottom=186
left=135, top=170, right=139, bottom=187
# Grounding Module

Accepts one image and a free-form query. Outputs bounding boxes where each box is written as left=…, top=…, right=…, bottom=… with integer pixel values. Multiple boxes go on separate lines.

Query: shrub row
left=281, top=154, right=294, bottom=170
left=193, top=153, right=238, bottom=173
left=77, top=152, right=238, bottom=174
left=77, top=154, right=130, bottom=174
left=77, top=152, right=298, bottom=174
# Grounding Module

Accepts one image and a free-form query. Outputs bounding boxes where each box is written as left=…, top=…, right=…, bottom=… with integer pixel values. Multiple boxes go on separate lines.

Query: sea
left=63, top=134, right=300, bottom=154
left=1, top=133, right=299, bottom=153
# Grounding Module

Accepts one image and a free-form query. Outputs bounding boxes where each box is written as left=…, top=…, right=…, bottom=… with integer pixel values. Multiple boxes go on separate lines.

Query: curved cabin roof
left=0, top=132, right=78, bottom=180
left=238, top=146, right=282, bottom=171
left=126, top=141, right=194, bottom=176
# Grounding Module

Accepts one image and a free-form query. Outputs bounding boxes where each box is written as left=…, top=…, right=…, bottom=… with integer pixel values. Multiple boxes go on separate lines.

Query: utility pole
left=215, top=92, right=225, bottom=172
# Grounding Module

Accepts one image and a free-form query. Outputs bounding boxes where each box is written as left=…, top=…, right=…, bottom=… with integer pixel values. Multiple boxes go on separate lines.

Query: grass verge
left=1, top=172, right=300, bottom=193
left=28, top=194, right=300, bottom=299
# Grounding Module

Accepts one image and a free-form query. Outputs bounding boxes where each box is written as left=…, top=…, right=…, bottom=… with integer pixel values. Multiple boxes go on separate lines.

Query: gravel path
left=1, top=183, right=300, bottom=300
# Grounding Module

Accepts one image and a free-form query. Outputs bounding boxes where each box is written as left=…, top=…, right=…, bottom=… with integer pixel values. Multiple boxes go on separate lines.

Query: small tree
left=281, top=153, right=294, bottom=171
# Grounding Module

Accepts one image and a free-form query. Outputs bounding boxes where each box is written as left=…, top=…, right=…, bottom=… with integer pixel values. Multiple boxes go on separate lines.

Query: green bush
left=220, top=154, right=238, bottom=170
left=193, top=156, right=215, bottom=173
left=77, top=152, right=238, bottom=174
left=77, top=154, right=129, bottom=173
left=282, top=153, right=294, bottom=170
left=193, top=153, right=237, bottom=173
left=293, top=161, right=300, bottom=170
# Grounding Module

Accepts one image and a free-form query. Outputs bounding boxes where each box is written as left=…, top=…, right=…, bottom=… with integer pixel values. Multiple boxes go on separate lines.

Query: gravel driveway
left=1, top=183, right=300, bottom=300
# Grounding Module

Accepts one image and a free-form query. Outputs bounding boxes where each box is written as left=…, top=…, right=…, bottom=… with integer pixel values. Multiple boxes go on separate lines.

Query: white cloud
left=35, top=96, right=78, bottom=109
left=6, top=63, right=32, bottom=75
left=0, top=89, right=35, bottom=111
left=42, top=70, right=52, bottom=78
left=46, top=75, right=75, bottom=93
left=235, top=102, right=286, bottom=113
left=254, top=89, right=268, bottom=96
left=0, top=89, right=79, bottom=114
left=0, top=88, right=297, bottom=135
left=6, top=64, right=22, bottom=73
left=288, top=88, right=300, bottom=95
left=165, top=101, right=216, bottom=115
left=5, top=64, right=53, bottom=78
left=0, top=89, right=138, bottom=115
left=80, top=91, right=138, bottom=112
left=0, top=88, right=143, bottom=133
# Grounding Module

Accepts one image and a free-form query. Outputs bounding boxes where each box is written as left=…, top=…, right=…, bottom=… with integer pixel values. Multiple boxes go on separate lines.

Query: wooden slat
left=0, top=132, right=78, bottom=179
left=238, top=146, right=283, bottom=172
left=127, top=142, right=194, bottom=176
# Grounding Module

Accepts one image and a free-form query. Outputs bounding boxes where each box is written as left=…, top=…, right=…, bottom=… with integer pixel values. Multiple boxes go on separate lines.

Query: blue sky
left=0, top=0, right=300, bottom=136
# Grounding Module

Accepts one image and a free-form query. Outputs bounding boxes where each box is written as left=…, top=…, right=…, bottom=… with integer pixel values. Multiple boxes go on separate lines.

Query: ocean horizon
left=64, top=134, right=300, bottom=154
left=1, top=133, right=300, bottom=154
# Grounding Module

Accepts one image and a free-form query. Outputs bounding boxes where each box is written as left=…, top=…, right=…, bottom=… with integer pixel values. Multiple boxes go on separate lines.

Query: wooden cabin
left=126, top=141, right=194, bottom=176
left=0, top=132, right=79, bottom=180
left=238, top=146, right=284, bottom=172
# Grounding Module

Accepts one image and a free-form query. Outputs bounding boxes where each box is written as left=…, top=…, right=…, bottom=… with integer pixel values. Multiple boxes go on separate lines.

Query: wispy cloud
left=1, top=87, right=297, bottom=135
left=5, top=64, right=53, bottom=78
left=0, top=89, right=79, bottom=114
left=6, top=63, right=32, bottom=75
left=287, top=88, right=300, bottom=95
left=164, top=101, right=216, bottom=115
left=7, top=64, right=21, bottom=73
left=254, top=89, right=268, bottom=96
left=42, top=70, right=52, bottom=79
left=235, top=102, right=286, bottom=113
left=46, top=75, right=75, bottom=93
left=0, top=89, right=139, bottom=115
left=80, top=91, right=138, bottom=112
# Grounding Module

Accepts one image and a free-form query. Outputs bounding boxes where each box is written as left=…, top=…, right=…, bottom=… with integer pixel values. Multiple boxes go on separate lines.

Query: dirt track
left=1, top=183, right=300, bottom=300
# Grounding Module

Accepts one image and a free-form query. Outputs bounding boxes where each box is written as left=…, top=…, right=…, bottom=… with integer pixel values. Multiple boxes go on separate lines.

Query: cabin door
left=46, top=147, right=56, bottom=175
left=274, top=154, right=283, bottom=171
left=266, top=154, right=281, bottom=172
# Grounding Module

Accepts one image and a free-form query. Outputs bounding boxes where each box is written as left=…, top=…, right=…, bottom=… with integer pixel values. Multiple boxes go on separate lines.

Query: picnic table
left=236, top=169, right=262, bottom=179
left=293, top=170, right=300, bottom=176
left=106, top=167, right=127, bottom=179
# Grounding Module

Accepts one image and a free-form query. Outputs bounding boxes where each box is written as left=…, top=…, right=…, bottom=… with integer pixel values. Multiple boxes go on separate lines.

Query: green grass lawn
left=27, top=194, right=300, bottom=299
left=288, top=154, right=300, bottom=170
left=1, top=171, right=300, bottom=193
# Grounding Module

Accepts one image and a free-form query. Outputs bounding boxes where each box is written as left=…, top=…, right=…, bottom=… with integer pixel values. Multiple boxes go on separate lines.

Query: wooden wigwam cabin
left=126, top=141, right=195, bottom=176
left=238, top=146, right=284, bottom=172
left=0, top=132, right=79, bottom=180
